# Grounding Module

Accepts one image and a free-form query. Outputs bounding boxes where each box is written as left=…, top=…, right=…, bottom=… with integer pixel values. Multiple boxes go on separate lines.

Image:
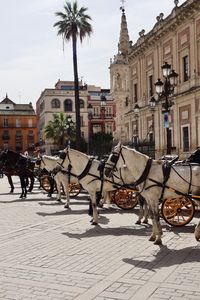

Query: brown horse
left=0, top=150, right=35, bottom=198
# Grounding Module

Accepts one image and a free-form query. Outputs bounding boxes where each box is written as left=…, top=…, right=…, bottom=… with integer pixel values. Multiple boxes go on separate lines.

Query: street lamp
left=87, top=104, right=93, bottom=154
left=149, top=96, right=156, bottom=144
left=66, top=115, right=74, bottom=147
left=155, top=62, right=178, bottom=155
left=133, top=103, right=140, bottom=147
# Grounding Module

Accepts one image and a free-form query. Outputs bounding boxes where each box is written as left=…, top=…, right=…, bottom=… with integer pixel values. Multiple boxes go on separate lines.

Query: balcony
left=2, top=135, right=10, bottom=141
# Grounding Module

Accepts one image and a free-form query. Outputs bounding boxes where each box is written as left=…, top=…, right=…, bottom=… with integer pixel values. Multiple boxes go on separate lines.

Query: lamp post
left=133, top=103, right=140, bottom=148
left=155, top=62, right=178, bottom=155
left=66, top=115, right=74, bottom=147
left=149, top=96, right=156, bottom=142
left=87, top=103, right=93, bottom=154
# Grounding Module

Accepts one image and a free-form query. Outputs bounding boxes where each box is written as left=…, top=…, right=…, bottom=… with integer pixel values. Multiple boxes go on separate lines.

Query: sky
left=0, top=0, right=185, bottom=108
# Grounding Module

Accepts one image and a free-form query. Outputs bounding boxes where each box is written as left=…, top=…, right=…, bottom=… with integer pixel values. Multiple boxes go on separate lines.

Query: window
left=64, top=99, right=72, bottom=112
left=134, top=84, right=138, bottom=103
left=148, top=75, right=153, bottom=97
left=183, top=55, right=189, bottom=82
left=2, top=130, right=10, bottom=140
left=80, top=116, right=84, bottom=126
left=182, top=126, right=189, bottom=152
left=80, top=99, right=84, bottom=109
left=51, top=98, right=60, bottom=108
left=3, top=118, right=8, bottom=127
left=16, top=130, right=22, bottom=140
left=16, top=119, right=21, bottom=127
left=28, top=119, right=33, bottom=127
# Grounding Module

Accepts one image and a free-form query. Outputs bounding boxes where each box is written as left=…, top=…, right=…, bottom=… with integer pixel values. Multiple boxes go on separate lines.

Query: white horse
left=105, top=142, right=200, bottom=244
left=36, top=155, right=78, bottom=208
left=61, top=147, right=149, bottom=225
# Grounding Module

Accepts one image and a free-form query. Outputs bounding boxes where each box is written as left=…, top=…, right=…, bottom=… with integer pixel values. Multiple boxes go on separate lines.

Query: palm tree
left=54, top=1, right=92, bottom=150
left=44, top=112, right=75, bottom=149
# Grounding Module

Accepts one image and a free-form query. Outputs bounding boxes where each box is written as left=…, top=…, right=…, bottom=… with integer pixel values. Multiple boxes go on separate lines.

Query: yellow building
left=110, top=0, right=200, bottom=158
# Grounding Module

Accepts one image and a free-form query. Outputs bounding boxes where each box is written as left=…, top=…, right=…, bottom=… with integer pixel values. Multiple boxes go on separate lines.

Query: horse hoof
left=91, top=221, right=98, bottom=226
left=90, top=218, right=93, bottom=223
left=149, top=236, right=156, bottom=242
left=10, top=190, right=14, bottom=193
left=143, top=220, right=148, bottom=224
left=57, top=199, right=62, bottom=202
left=135, top=220, right=141, bottom=225
left=64, top=204, right=69, bottom=209
left=154, top=240, right=162, bottom=246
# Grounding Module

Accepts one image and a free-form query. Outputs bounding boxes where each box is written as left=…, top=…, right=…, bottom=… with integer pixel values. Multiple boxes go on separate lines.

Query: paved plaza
left=0, top=176, right=199, bottom=300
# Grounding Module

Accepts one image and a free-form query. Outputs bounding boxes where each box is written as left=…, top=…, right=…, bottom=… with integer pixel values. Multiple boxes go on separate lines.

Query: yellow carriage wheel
left=114, top=188, right=138, bottom=210
left=40, top=175, right=55, bottom=193
left=69, top=183, right=82, bottom=197
left=161, top=196, right=195, bottom=227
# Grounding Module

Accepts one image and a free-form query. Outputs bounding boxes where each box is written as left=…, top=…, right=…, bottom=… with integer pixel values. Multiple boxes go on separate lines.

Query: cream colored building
left=36, top=80, right=114, bottom=154
left=110, top=0, right=200, bottom=158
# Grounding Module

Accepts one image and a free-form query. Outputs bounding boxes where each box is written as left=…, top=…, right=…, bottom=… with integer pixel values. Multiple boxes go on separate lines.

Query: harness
left=106, top=146, right=200, bottom=201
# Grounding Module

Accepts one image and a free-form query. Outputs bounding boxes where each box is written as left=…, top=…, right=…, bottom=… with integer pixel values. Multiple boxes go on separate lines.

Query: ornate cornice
left=128, top=0, right=200, bottom=60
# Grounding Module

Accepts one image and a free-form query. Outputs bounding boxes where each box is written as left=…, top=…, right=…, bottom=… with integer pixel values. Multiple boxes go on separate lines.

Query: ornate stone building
left=110, top=0, right=200, bottom=158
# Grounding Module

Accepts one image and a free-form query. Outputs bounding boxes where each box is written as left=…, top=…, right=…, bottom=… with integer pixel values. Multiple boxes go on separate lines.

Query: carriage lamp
left=149, top=96, right=156, bottom=111
left=133, top=103, right=140, bottom=118
left=155, top=62, right=178, bottom=155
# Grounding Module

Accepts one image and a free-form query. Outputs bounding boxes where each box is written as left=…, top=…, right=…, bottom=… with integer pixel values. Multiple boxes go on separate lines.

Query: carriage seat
left=185, top=148, right=200, bottom=164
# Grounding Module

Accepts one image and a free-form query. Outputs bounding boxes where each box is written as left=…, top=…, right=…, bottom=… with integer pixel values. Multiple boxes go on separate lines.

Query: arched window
left=80, top=99, right=84, bottom=109
left=64, top=99, right=72, bottom=112
left=51, top=98, right=60, bottom=108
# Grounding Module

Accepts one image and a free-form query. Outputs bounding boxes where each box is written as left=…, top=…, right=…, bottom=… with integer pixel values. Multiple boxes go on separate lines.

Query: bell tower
left=110, top=1, right=130, bottom=142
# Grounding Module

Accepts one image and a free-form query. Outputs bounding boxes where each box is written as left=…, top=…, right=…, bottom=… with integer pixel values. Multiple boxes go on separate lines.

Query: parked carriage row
left=0, top=147, right=200, bottom=244
left=39, top=171, right=197, bottom=228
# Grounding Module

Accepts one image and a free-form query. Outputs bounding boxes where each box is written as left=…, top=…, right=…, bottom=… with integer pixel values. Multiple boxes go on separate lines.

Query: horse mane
left=43, top=155, right=60, bottom=161
left=122, top=145, right=150, bottom=160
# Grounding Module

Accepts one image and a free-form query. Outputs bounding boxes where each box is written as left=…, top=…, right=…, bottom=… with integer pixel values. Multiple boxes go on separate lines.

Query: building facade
left=36, top=80, right=115, bottom=154
left=0, top=95, right=37, bottom=154
left=110, top=0, right=200, bottom=158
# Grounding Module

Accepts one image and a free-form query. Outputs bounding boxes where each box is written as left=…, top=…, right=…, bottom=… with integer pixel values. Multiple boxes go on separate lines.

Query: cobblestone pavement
left=0, top=176, right=199, bottom=300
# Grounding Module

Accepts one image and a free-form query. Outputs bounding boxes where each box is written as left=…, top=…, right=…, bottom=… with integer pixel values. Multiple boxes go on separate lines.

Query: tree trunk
left=72, top=33, right=81, bottom=150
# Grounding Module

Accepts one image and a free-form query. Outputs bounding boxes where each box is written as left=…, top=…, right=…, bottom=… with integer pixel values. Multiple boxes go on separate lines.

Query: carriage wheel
left=40, top=175, right=55, bottom=193
left=114, top=188, right=138, bottom=210
left=161, top=196, right=195, bottom=227
left=69, top=183, right=81, bottom=197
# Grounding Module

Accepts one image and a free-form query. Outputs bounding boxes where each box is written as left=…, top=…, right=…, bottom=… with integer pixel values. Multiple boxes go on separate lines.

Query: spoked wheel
left=114, top=188, right=138, bottom=210
left=69, top=183, right=82, bottom=197
left=161, top=196, right=195, bottom=227
left=40, top=175, right=55, bottom=193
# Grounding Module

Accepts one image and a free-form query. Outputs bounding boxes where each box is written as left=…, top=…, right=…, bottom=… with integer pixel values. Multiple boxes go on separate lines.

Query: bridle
left=105, top=145, right=126, bottom=178
left=105, top=145, right=153, bottom=189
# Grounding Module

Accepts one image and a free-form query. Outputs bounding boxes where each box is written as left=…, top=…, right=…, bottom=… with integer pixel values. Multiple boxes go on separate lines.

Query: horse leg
left=194, top=221, right=200, bottom=241
left=135, top=195, right=146, bottom=225
left=90, top=192, right=98, bottom=225
left=135, top=204, right=143, bottom=225
left=142, top=201, right=149, bottom=224
left=19, top=176, right=25, bottom=198
left=63, top=181, right=70, bottom=209
left=149, top=207, right=163, bottom=245
left=48, top=179, right=55, bottom=197
left=7, top=175, right=14, bottom=193
left=28, top=176, right=34, bottom=192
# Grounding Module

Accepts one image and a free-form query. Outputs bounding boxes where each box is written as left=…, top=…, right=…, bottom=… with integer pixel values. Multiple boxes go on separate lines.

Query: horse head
left=105, top=142, right=123, bottom=177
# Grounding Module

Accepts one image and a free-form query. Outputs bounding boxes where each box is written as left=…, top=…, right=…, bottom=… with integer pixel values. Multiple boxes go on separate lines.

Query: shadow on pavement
left=62, top=225, right=150, bottom=240
left=123, top=244, right=200, bottom=270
